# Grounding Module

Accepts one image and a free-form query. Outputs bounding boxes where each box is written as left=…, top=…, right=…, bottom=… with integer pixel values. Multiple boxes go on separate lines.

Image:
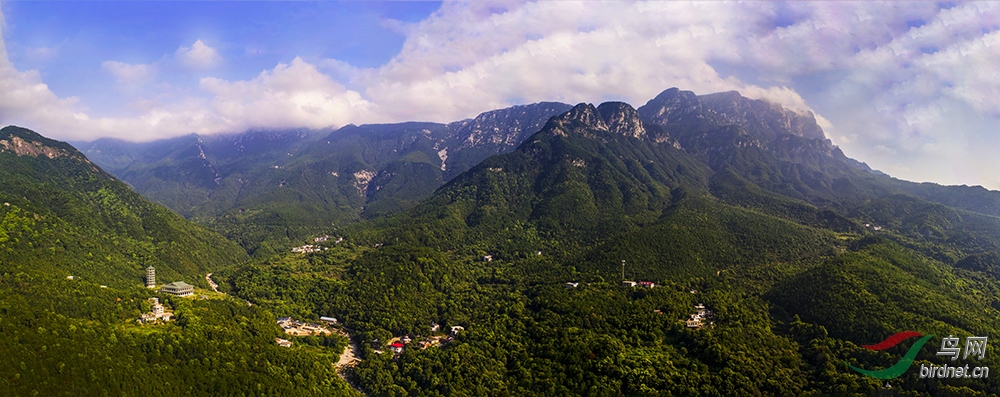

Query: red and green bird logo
left=848, top=331, right=934, bottom=379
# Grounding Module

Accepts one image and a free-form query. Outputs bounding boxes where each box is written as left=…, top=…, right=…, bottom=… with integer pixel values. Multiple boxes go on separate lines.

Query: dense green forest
left=0, top=275, right=354, bottom=396
left=222, top=198, right=1000, bottom=395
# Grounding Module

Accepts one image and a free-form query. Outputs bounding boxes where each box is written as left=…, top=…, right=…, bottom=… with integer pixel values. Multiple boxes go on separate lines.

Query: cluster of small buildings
left=140, top=297, right=173, bottom=323
left=313, top=235, right=344, bottom=244
left=622, top=280, right=655, bottom=288
left=291, top=244, right=327, bottom=253
left=380, top=323, right=463, bottom=355
left=686, top=303, right=713, bottom=329
left=863, top=223, right=884, bottom=231
left=276, top=317, right=335, bottom=336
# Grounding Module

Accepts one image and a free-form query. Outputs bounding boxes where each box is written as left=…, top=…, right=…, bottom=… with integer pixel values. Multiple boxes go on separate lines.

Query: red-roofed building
left=389, top=341, right=405, bottom=354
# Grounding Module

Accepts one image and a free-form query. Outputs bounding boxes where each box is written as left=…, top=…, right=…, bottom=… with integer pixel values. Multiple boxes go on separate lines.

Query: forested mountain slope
left=1, top=126, right=246, bottom=284
left=219, top=94, right=1000, bottom=396
left=0, top=126, right=356, bottom=396
left=27, top=85, right=1000, bottom=395
left=80, top=103, right=571, bottom=257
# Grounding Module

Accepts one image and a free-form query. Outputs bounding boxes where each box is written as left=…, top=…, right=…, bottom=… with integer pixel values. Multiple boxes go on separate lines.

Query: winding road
left=205, top=273, right=219, bottom=292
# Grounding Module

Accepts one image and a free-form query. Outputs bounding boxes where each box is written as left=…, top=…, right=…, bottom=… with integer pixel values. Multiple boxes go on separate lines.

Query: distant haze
left=1, top=2, right=999, bottom=189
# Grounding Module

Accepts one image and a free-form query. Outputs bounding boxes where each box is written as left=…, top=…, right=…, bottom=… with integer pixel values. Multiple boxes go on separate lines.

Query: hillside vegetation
left=0, top=126, right=356, bottom=396
left=218, top=98, right=1000, bottom=395
left=10, top=87, right=1000, bottom=395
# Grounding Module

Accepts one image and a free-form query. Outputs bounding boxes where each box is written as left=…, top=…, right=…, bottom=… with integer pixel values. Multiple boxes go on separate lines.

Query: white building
left=141, top=297, right=173, bottom=323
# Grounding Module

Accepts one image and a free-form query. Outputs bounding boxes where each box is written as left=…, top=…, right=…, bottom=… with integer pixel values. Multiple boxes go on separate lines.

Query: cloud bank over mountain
left=0, top=1, right=999, bottom=187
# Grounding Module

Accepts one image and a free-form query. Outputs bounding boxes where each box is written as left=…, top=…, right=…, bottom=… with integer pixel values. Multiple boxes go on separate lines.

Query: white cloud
left=0, top=13, right=88, bottom=138
left=101, top=60, right=155, bottom=85
left=200, top=57, right=373, bottom=131
left=3, top=1, right=1000, bottom=190
left=176, top=39, right=221, bottom=70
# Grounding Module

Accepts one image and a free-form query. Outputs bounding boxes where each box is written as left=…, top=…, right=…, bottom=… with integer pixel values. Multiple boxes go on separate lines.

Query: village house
left=565, top=282, right=579, bottom=288
left=637, top=281, right=655, bottom=288
left=291, top=244, right=326, bottom=253
left=140, top=297, right=173, bottom=323
left=686, top=303, right=713, bottom=329
left=389, top=341, right=405, bottom=354
left=450, top=326, right=465, bottom=336
left=276, top=338, right=292, bottom=348
left=418, top=339, right=439, bottom=349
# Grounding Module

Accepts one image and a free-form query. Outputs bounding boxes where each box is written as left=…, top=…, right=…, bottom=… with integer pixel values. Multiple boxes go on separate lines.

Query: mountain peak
left=597, top=101, right=646, bottom=138
left=653, top=87, right=699, bottom=103
left=637, top=88, right=706, bottom=125
left=560, top=103, right=609, bottom=130
left=697, top=91, right=825, bottom=140
left=0, top=125, right=88, bottom=162
left=446, top=101, right=572, bottom=151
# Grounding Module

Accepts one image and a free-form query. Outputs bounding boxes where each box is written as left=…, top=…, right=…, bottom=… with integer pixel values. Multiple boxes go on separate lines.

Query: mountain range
left=7, top=87, right=1000, bottom=395
left=311, top=89, right=1000, bottom=395
left=79, top=88, right=1000, bottom=257
left=77, top=102, right=572, bottom=256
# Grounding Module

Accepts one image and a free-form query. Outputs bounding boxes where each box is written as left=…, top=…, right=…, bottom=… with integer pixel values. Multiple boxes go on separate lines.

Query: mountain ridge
left=73, top=88, right=1000, bottom=257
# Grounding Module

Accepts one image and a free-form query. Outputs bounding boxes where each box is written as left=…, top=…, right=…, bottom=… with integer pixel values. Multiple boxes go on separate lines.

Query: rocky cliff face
left=551, top=103, right=608, bottom=134
left=1, top=126, right=101, bottom=172
left=638, top=88, right=825, bottom=142
left=441, top=102, right=571, bottom=179
left=697, top=91, right=825, bottom=140
left=636, top=88, right=835, bottom=160
left=597, top=102, right=646, bottom=139
left=447, top=102, right=572, bottom=150
left=637, top=87, right=712, bottom=126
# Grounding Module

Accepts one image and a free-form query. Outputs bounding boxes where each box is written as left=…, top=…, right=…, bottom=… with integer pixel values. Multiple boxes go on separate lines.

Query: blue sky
left=2, top=1, right=440, bottom=116
left=1, top=1, right=1000, bottom=190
